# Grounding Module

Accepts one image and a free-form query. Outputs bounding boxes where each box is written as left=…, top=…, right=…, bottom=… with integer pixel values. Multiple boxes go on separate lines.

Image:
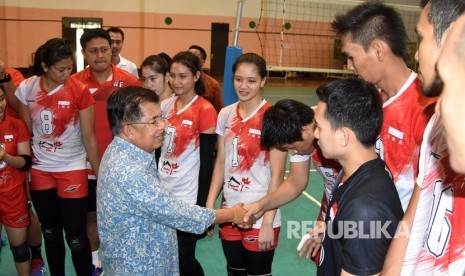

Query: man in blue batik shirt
left=97, top=86, right=251, bottom=275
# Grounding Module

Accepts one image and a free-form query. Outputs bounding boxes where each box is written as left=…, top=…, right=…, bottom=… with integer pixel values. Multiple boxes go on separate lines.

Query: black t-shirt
left=317, top=158, right=404, bottom=276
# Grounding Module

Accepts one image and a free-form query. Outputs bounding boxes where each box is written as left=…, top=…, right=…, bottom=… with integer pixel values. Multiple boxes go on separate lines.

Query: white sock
left=92, top=250, right=100, bottom=267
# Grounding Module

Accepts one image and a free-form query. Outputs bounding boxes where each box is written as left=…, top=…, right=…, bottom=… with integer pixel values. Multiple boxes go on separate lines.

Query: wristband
left=0, top=73, right=11, bottom=84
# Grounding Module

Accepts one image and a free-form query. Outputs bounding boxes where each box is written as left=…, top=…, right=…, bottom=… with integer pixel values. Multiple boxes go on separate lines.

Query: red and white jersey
left=402, top=113, right=465, bottom=275
left=73, top=64, right=140, bottom=179
left=15, top=75, right=94, bottom=172
left=217, top=100, right=280, bottom=228
left=311, top=147, right=342, bottom=222
left=158, top=95, right=217, bottom=204
left=375, top=72, right=434, bottom=211
left=0, top=115, right=30, bottom=192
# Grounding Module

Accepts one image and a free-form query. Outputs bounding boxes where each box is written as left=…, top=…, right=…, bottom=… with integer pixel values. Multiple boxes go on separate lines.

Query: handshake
left=219, top=200, right=267, bottom=229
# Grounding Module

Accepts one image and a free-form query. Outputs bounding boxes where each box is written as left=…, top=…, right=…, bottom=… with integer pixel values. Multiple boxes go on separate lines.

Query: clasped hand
left=229, top=203, right=256, bottom=229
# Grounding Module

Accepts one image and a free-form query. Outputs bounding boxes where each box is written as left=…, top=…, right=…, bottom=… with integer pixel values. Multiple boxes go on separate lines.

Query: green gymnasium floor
left=0, top=79, right=327, bottom=275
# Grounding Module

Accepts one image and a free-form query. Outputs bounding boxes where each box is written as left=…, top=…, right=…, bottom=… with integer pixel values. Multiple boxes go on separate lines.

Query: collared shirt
left=116, top=55, right=139, bottom=78
left=97, top=137, right=216, bottom=275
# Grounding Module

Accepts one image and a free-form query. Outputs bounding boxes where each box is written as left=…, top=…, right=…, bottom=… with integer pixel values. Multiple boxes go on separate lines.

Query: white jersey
left=116, top=55, right=139, bottom=78
left=15, top=75, right=94, bottom=172
left=402, top=113, right=465, bottom=275
left=218, top=100, right=280, bottom=228
left=158, top=95, right=217, bottom=204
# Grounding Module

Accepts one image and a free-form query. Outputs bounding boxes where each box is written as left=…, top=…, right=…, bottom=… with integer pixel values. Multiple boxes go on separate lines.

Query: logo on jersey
left=0, top=171, right=11, bottom=182
left=113, top=81, right=124, bottom=88
left=248, top=128, right=261, bottom=136
left=161, top=160, right=179, bottom=175
left=181, top=120, right=193, bottom=128
left=244, top=235, right=258, bottom=243
left=430, top=151, right=442, bottom=160
left=89, top=88, right=98, bottom=94
left=39, top=141, right=63, bottom=152
left=329, top=202, right=338, bottom=221
left=227, top=176, right=251, bottom=192
left=3, top=134, right=13, bottom=142
left=388, top=126, right=404, bottom=145
left=16, top=214, right=28, bottom=224
left=375, top=137, right=385, bottom=160
left=64, top=184, right=81, bottom=192
left=58, top=101, right=70, bottom=108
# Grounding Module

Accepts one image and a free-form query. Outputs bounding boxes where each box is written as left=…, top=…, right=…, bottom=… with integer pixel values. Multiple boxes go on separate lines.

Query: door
left=62, top=27, right=78, bottom=73
left=210, top=23, right=229, bottom=82
left=62, top=17, right=102, bottom=72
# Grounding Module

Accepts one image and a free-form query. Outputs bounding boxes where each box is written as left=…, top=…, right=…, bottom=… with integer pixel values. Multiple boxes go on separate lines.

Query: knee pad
left=66, top=234, right=90, bottom=253
left=42, top=226, right=61, bottom=243
left=10, top=242, right=31, bottom=263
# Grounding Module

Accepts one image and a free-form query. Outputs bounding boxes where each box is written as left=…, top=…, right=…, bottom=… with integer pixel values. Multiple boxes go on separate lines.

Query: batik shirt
left=97, top=137, right=215, bottom=276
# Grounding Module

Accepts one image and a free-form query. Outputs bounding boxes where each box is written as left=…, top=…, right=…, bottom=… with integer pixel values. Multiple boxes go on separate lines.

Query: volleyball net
left=256, top=0, right=420, bottom=75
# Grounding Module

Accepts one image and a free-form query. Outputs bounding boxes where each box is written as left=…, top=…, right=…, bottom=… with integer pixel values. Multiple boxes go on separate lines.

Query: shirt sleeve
left=215, top=108, right=227, bottom=136
left=126, top=168, right=216, bottom=234
left=14, top=79, right=29, bottom=105
left=289, top=154, right=310, bottom=162
left=198, top=100, right=217, bottom=132
left=6, top=67, right=25, bottom=88
left=339, top=198, right=399, bottom=275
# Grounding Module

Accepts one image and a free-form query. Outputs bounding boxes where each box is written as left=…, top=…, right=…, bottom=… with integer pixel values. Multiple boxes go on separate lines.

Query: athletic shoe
left=30, top=257, right=46, bottom=276
left=91, top=264, right=104, bottom=276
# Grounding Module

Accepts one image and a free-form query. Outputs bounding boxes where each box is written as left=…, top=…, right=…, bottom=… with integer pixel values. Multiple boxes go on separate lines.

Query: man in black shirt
left=314, top=78, right=403, bottom=275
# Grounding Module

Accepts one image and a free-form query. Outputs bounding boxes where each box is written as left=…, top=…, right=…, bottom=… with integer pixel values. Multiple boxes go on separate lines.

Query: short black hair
left=316, top=78, right=382, bottom=148
left=420, top=0, right=465, bottom=44
left=332, top=1, right=408, bottom=60
left=80, top=28, right=111, bottom=49
left=261, top=99, right=314, bottom=150
left=188, top=45, right=207, bottom=61
left=106, top=27, right=125, bottom=40
left=107, top=86, right=160, bottom=135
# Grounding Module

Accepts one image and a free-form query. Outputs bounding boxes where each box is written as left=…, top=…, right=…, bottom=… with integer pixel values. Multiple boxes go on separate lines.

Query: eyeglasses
left=125, top=116, right=167, bottom=127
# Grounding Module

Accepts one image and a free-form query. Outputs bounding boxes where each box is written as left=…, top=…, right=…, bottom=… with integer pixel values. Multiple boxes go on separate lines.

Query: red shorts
left=0, top=185, right=30, bottom=228
left=219, top=223, right=280, bottom=252
left=29, top=169, right=88, bottom=199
